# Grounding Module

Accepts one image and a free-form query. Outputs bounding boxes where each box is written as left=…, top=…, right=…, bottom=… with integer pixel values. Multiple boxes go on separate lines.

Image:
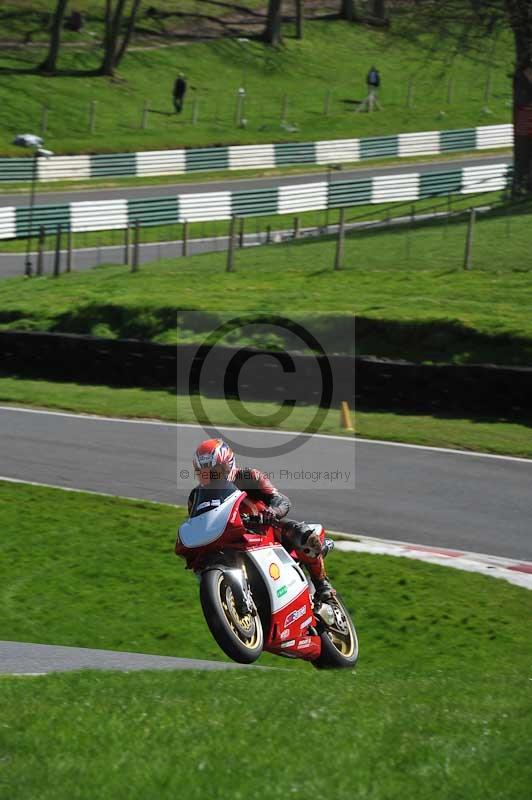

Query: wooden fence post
left=53, top=224, right=62, bottom=277
left=182, top=220, right=189, bottom=257
left=463, top=208, right=476, bottom=270
left=124, top=226, right=130, bottom=265
left=36, top=225, right=45, bottom=276
left=141, top=100, right=149, bottom=130
left=334, top=208, right=346, bottom=271
left=66, top=228, right=73, bottom=272
left=281, top=95, right=289, bottom=124
left=226, top=216, right=236, bottom=272
left=89, top=100, right=97, bottom=133
left=132, top=220, right=140, bottom=272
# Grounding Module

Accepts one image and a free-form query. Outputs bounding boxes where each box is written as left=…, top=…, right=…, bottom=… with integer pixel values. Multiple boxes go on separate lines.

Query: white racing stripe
left=0, top=405, right=530, bottom=464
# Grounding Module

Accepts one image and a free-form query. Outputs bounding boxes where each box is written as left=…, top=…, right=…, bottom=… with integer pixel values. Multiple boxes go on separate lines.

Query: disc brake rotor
left=224, top=585, right=256, bottom=640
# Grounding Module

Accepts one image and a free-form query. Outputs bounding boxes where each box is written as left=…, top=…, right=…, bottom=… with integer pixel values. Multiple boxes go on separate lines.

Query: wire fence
left=9, top=190, right=530, bottom=279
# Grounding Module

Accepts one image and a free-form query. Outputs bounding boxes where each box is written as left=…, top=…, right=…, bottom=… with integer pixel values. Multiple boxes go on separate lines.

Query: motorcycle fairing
left=178, top=490, right=245, bottom=548
left=245, top=544, right=308, bottom=615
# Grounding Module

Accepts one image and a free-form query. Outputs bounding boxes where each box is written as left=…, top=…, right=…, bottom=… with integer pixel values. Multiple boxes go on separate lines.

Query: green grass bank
left=1, top=205, right=531, bottom=365
left=0, top=481, right=531, bottom=799
left=0, top=20, right=512, bottom=155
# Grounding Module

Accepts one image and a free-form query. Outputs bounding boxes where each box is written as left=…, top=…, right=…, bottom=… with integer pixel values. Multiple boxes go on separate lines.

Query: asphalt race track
left=0, top=641, right=260, bottom=674
left=0, top=153, right=509, bottom=208
left=1, top=406, right=530, bottom=560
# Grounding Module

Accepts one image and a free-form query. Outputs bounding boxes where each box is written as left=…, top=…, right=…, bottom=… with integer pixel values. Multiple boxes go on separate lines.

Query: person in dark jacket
left=367, top=66, right=380, bottom=90
left=176, top=438, right=335, bottom=601
left=173, top=73, right=187, bottom=113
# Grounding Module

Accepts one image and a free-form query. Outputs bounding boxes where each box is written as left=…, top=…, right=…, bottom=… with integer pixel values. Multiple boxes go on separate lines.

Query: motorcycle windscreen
left=178, top=489, right=244, bottom=548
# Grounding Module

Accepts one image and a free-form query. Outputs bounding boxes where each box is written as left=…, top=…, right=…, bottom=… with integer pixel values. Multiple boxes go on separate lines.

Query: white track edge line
left=1, top=404, right=530, bottom=464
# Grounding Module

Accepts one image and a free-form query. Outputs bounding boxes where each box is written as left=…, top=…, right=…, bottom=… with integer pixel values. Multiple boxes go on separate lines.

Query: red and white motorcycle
left=177, top=483, right=358, bottom=669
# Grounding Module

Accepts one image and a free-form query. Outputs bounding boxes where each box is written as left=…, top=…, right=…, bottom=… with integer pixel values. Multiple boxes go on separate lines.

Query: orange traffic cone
left=340, top=400, right=354, bottom=432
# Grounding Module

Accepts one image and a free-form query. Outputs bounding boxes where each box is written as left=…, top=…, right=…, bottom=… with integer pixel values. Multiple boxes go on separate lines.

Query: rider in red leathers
left=176, top=438, right=335, bottom=602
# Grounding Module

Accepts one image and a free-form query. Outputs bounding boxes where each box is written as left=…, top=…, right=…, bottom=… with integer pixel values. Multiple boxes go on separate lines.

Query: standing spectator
left=367, top=65, right=380, bottom=92
left=173, top=73, right=187, bottom=114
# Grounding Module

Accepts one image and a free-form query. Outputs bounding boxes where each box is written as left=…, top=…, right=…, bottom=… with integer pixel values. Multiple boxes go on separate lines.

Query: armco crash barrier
left=1, top=331, right=530, bottom=417
left=0, top=124, right=512, bottom=183
left=0, top=162, right=512, bottom=240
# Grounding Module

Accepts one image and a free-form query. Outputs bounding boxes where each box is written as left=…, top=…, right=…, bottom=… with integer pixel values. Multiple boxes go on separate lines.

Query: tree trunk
left=113, top=0, right=142, bottom=68
left=373, top=0, right=387, bottom=20
left=263, top=0, right=283, bottom=46
left=295, top=0, right=304, bottom=39
left=38, top=0, right=69, bottom=74
left=99, top=0, right=128, bottom=77
left=505, top=0, right=532, bottom=193
left=341, top=0, right=356, bottom=22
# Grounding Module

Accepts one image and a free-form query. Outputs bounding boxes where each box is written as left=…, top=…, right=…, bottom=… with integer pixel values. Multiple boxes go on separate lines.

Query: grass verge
left=0, top=377, right=530, bottom=458
left=0, top=481, right=531, bottom=799
left=0, top=202, right=531, bottom=365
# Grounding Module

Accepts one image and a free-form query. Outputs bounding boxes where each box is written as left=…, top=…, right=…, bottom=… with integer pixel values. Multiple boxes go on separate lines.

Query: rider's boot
left=313, top=576, right=337, bottom=604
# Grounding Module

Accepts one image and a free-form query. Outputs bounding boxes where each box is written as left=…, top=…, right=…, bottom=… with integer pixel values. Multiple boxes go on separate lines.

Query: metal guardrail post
left=266, top=225, right=272, bottom=244
left=334, top=208, right=345, bottom=271
left=53, top=224, right=62, bottom=277
left=293, top=216, right=300, bottom=239
left=132, top=220, right=140, bottom=272
left=238, top=217, right=245, bottom=247
left=463, top=208, right=476, bottom=270
left=182, top=220, right=189, bottom=257
left=36, top=226, right=45, bottom=277
left=226, top=216, right=236, bottom=273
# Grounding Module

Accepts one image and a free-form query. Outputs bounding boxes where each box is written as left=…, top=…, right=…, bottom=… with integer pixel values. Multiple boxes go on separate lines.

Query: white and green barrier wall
left=0, top=162, right=511, bottom=240
left=0, top=124, right=512, bottom=183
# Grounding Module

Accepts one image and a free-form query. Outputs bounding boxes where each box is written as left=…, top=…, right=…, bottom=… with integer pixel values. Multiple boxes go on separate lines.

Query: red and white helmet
left=193, top=438, right=237, bottom=486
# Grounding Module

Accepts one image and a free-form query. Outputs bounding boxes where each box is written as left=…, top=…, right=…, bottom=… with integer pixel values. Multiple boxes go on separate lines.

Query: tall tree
left=263, top=0, right=283, bottom=46
left=340, top=0, right=356, bottom=23
left=100, top=0, right=142, bottom=76
left=295, top=0, right=304, bottom=39
left=399, top=0, right=532, bottom=194
left=506, top=0, right=532, bottom=193
left=38, top=0, right=69, bottom=74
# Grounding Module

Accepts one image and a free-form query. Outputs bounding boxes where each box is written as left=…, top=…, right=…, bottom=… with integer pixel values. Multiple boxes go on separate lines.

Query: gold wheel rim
left=218, top=575, right=261, bottom=650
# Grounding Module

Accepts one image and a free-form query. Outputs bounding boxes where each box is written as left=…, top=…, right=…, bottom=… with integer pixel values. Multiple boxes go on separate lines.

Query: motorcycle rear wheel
left=313, top=594, right=358, bottom=670
left=200, top=568, right=264, bottom=664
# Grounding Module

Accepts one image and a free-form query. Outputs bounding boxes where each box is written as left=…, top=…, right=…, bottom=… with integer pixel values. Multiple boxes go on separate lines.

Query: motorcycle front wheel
left=313, top=594, right=359, bottom=670
left=200, top=568, right=264, bottom=664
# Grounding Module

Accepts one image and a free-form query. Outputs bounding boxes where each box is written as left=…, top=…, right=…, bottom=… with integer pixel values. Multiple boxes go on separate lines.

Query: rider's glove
left=260, top=508, right=280, bottom=526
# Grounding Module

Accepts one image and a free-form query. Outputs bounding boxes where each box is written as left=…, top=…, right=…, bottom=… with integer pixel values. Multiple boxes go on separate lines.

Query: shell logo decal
left=269, top=563, right=281, bottom=580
